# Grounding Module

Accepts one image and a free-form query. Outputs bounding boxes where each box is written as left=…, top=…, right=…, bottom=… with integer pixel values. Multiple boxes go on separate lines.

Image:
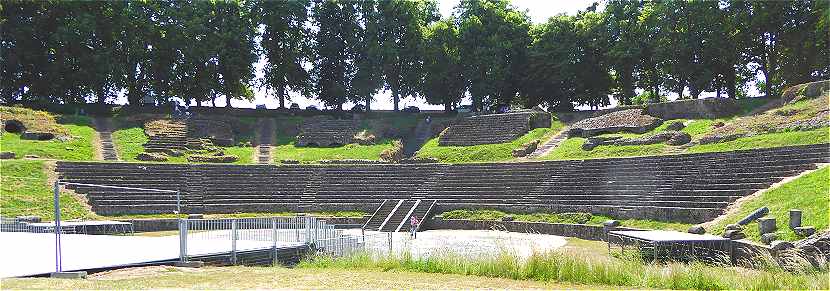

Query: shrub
left=352, top=130, right=376, bottom=145
left=380, top=140, right=403, bottom=162
left=512, top=139, right=540, bottom=157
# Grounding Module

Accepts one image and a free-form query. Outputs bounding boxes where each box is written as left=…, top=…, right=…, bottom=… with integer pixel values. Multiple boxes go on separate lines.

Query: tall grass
left=299, top=250, right=829, bottom=289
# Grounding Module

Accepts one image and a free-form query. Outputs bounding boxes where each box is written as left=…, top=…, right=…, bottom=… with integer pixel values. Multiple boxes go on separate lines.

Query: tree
left=257, top=0, right=311, bottom=109
left=214, top=0, right=256, bottom=108
left=456, top=0, right=531, bottom=112
left=375, top=0, right=437, bottom=111
left=422, top=18, right=465, bottom=112
left=603, top=0, right=643, bottom=105
left=310, top=0, right=361, bottom=110
left=351, top=0, right=384, bottom=111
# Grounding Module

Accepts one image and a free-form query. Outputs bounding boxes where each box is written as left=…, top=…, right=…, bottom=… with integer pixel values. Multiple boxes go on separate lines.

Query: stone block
left=761, top=233, right=778, bottom=245
left=725, top=224, right=743, bottom=231
left=687, top=225, right=706, bottom=234
left=794, top=226, right=816, bottom=237
left=770, top=240, right=795, bottom=251
left=603, top=220, right=620, bottom=228
left=0, top=151, right=15, bottom=159
left=174, top=261, right=204, bottom=268
left=136, top=152, right=168, bottom=162
left=758, top=217, right=776, bottom=234
left=789, top=209, right=802, bottom=229
left=50, top=271, right=87, bottom=279
left=501, top=215, right=514, bottom=222
left=16, top=216, right=41, bottom=223
left=722, top=229, right=746, bottom=240
left=737, top=207, right=769, bottom=225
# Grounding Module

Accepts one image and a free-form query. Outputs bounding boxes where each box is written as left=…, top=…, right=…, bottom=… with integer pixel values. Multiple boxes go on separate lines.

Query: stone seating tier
left=56, top=143, right=829, bottom=222
left=296, top=119, right=358, bottom=147
left=439, top=112, right=546, bottom=146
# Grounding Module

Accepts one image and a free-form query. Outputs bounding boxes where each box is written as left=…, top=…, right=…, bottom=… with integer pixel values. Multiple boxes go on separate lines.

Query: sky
left=202, top=0, right=603, bottom=110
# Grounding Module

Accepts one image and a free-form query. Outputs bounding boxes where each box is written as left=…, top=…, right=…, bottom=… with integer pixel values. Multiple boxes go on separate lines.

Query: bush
left=352, top=130, right=376, bottom=145
left=631, top=91, right=668, bottom=105
left=380, top=140, right=403, bottom=162
left=512, top=139, right=540, bottom=157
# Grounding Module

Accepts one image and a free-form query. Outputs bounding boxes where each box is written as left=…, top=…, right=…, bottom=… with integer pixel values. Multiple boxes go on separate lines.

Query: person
left=409, top=215, right=419, bottom=239
left=425, top=116, right=431, bottom=124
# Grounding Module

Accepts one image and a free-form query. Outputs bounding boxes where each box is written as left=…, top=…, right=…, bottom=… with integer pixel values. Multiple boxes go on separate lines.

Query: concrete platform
left=0, top=232, right=301, bottom=278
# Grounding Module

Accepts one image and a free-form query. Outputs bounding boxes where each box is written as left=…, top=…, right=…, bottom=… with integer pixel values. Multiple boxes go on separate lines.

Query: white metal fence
left=178, top=216, right=383, bottom=264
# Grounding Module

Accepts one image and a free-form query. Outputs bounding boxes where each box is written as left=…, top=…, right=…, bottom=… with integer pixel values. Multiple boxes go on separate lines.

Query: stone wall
left=425, top=218, right=642, bottom=241
left=438, top=111, right=549, bottom=146
left=554, top=97, right=763, bottom=124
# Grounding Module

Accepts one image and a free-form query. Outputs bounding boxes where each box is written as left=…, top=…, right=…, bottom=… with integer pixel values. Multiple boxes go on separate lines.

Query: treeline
left=1, top=0, right=827, bottom=112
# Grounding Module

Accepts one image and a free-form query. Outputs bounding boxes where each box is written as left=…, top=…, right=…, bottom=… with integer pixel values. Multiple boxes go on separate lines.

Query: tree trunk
left=620, top=66, right=635, bottom=105
left=126, top=61, right=140, bottom=106
left=444, top=102, right=452, bottom=113
left=211, top=95, right=216, bottom=107
left=278, top=86, right=286, bottom=108
left=726, top=67, right=737, bottom=99
left=675, top=79, right=686, bottom=100
left=226, top=95, right=233, bottom=108
left=97, top=87, right=106, bottom=105
left=761, top=68, right=771, bottom=97
left=365, top=95, right=371, bottom=112
left=392, top=90, right=399, bottom=111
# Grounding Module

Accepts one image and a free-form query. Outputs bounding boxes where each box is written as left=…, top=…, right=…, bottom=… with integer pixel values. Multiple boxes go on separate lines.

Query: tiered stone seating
left=143, top=120, right=188, bottom=152
left=56, top=162, right=189, bottom=215
left=56, top=144, right=829, bottom=223
left=439, top=111, right=547, bottom=146
left=296, top=118, right=357, bottom=147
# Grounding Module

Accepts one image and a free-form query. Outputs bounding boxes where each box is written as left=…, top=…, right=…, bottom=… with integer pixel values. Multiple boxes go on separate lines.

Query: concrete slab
left=0, top=232, right=300, bottom=278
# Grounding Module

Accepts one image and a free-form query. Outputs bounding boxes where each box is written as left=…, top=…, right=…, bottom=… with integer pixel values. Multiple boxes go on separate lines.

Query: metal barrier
left=178, top=216, right=382, bottom=264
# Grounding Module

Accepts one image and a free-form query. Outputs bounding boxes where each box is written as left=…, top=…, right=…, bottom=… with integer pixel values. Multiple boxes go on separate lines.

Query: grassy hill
left=0, top=159, right=96, bottom=220
left=1, top=106, right=95, bottom=161
left=709, top=166, right=829, bottom=242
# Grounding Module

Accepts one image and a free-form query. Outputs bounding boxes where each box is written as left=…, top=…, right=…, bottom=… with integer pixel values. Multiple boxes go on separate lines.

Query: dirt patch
left=88, top=265, right=204, bottom=280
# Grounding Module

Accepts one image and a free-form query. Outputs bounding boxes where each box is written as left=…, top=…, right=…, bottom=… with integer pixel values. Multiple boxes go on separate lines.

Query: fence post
left=53, top=180, right=62, bottom=272
left=272, top=219, right=278, bottom=266
left=175, top=190, right=181, bottom=214
left=231, top=219, right=238, bottom=265
left=388, top=232, right=392, bottom=253
left=178, top=219, right=188, bottom=263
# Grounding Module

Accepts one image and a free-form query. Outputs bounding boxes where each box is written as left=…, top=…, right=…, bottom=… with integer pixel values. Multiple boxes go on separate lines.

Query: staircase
left=94, top=117, right=119, bottom=161
left=257, top=118, right=275, bottom=164
left=526, top=127, right=568, bottom=158
left=403, top=120, right=433, bottom=157
left=299, top=168, right=323, bottom=211
left=380, top=200, right=416, bottom=232
left=362, top=199, right=400, bottom=231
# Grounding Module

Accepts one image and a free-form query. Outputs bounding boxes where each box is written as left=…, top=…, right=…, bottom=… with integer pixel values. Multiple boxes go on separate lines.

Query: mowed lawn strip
left=0, top=266, right=584, bottom=290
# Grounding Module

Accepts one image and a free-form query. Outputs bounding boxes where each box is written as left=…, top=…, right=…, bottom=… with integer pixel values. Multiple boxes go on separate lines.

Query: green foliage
left=273, top=136, right=396, bottom=163
left=416, top=120, right=562, bottom=163
left=256, top=0, right=311, bottom=109
left=0, top=160, right=96, bottom=220
left=300, top=251, right=828, bottom=289
left=711, top=166, right=829, bottom=242
left=630, top=91, right=667, bottom=105
left=422, top=18, right=465, bottom=112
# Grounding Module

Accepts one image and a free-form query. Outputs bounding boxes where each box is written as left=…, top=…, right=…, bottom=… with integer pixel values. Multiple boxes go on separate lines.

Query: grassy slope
left=1, top=266, right=577, bottom=290
left=0, top=160, right=96, bottom=220
left=1, top=115, right=95, bottom=161
left=439, top=209, right=691, bottom=231
left=687, top=128, right=829, bottom=153
left=710, top=166, right=829, bottom=242
left=416, top=119, right=565, bottom=163
left=273, top=135, right=396, bottom=162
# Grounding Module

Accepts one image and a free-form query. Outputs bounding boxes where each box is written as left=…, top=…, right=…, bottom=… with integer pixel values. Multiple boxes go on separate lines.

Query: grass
left=1, top=115, right=95, bottom=161
left=299, top=250, right=828, bottom=290
left=415, top=119, right=565, bottom=163
left=687, top=128, right=829, bottom=154
left=0, top=160, right=96, bottom=220
left=710, top=166, right=829, bottom=242
left=438, top=209, right=692, bottom=232
left=540, top=137, right=670, bottom=160
left=0, top=266, right=578, bottom=289
left=273, top=136, right=397, bottom=163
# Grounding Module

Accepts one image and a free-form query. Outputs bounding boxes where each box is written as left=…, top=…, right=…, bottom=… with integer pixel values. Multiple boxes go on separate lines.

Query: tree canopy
left=1, top=0, right=827, bottom=111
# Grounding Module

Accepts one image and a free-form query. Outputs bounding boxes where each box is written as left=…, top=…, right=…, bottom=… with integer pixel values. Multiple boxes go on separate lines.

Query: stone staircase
left=94, top=117, right=119, bottom=161
left=56, top=144, right=829, bottom=223
left=526, top=127, right=569, bottom=158
left=296, top=118, right=357, bottom=147
left=256, top=118, right=275, bottom=164
left=403, top=119, right=433, bottom=157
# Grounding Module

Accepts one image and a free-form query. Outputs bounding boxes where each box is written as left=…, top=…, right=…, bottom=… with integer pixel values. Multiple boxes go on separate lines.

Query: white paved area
left=0, top=232, right=297, bottom=278
left=356, top=230, right=568, bottom=259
